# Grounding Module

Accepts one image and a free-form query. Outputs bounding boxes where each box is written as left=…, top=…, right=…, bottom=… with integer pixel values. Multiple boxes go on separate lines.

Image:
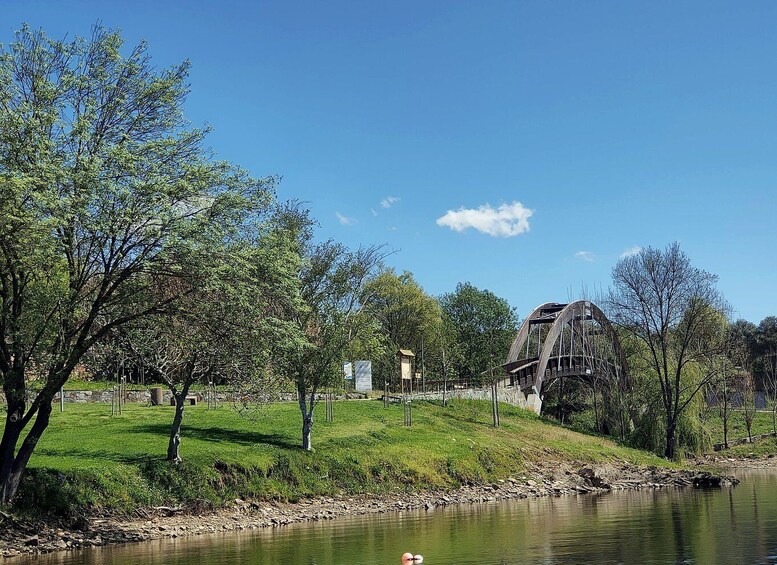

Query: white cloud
left=380, top=196, right=400, bottom=209
left=335, top=211, right=356, bottom=226
left=619, top=245, right=642, bottom=259
left=575, top=251, right=595, bottom=262
left=435, top=201, right=533, bottom=238
left=370, top=208, right=378, bottom=217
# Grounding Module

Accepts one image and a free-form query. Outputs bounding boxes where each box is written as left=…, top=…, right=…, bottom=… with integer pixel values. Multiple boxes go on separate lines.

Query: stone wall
left=0, top=389, right=176, bottom=405
left=0, top=389, right=367, bottom=405
left=414, top=383, right=529, bottom=409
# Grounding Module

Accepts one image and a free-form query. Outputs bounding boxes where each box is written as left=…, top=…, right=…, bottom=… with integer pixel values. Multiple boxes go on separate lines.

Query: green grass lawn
left=12, top=399, right=672, bottom=517
left=703, top=409, right=777, bottom=446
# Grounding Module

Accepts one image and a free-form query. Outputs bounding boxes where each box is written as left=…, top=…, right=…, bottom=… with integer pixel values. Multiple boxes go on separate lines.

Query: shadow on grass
left=131, top=423, right=298, bottom=449
left=436, top=406, right=491, bottom=427
left=34, top=446, right=161, bottom=465
left=35, top=424, right=299, bottom=465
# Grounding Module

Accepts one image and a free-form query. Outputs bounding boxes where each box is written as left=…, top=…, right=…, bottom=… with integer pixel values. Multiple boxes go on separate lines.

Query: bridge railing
left=400, top=377, right=487, bottom=395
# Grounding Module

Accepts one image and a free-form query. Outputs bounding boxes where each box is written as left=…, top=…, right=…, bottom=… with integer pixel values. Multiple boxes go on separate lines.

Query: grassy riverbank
left=12, top=399, right=673, bottom=519
left=704, top=410, right=777, bottom=444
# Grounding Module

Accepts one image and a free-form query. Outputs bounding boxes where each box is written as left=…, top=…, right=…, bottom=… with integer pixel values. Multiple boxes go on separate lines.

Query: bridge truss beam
left=503, top=301, right=629, bottom=417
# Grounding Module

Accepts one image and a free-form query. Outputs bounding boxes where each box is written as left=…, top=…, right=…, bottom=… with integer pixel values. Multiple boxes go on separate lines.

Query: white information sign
left=401, top=357, right=412, bottom=380
left=355, top=360, right=372, bottom=392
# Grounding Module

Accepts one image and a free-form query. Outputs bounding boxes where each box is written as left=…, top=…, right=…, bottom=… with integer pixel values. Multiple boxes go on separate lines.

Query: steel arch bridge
left=502, top=301, right=628, bottom=415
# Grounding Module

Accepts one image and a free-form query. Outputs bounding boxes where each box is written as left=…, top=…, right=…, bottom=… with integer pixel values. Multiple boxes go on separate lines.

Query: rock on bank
left=0, top=462, right=738, bottom=559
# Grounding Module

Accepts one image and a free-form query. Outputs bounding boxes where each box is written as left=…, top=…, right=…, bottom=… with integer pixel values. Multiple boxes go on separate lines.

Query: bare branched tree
left=736, top=370, right=757, bottom=443
left=609, top=243, right=728, bottom=459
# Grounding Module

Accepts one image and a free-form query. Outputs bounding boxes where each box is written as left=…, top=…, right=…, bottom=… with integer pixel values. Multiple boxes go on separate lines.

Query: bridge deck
left=501, top=355, right=615, bottom=392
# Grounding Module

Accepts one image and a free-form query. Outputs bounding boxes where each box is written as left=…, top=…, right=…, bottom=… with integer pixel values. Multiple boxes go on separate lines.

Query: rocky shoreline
left=0, top=461, right=741, bottom=560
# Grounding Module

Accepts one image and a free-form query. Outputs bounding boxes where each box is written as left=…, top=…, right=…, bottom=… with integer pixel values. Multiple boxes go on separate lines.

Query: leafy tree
left=618, top=332, right=667, bottom=451
left=0, top=25, right=270, bottom=502
left=608, top=243, right=728, bottom=459
left=756, top=316, right=777, bottom=355
left=119, top=221, right=305, bottom=463
left=363, top=270, right=443, bottom=391
left=286, top=239, right=386, bottom=450
left=730, top=319, right=759, bottom=359
left=439, top=282, right=518, bottom=386
left=749, top=317, right=777, bottom=433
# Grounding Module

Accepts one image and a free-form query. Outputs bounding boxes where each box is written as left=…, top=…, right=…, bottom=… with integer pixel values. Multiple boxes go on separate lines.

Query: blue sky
left=3, top=1, right=776, bottom=323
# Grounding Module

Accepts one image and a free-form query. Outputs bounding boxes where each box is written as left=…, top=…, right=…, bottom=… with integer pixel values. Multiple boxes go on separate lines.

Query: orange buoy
left=401, top=553, right=414, bottom=562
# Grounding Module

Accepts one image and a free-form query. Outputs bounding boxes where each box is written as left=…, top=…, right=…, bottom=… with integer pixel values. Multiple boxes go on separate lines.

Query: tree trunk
left=723, top=406, right=729, bottom=449
left=0, top=370, right=27, bottom=505
left=167, top=384, right=192, bottom=464
left=665, top=417, right=677, bottom=460
left=491, top=381, right=499, bottom=428
left=0, top=410, right=24, bottom=505
left=441, top=348, right=448, bottom=407
left=0, top=401, right=53, bottom=504
left=298, top=383, right=316, bottom=451
left=0, top=355, right=83, bottom=504
left=302, top=414, right=313, bottom=450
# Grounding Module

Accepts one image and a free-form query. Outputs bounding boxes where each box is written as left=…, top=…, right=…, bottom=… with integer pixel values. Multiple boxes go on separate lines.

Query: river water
left=19, top=469, right=777, bottom=564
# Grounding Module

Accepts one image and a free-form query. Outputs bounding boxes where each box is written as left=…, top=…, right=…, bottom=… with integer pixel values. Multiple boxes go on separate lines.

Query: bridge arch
left=503, top=301, right=629, bottom=422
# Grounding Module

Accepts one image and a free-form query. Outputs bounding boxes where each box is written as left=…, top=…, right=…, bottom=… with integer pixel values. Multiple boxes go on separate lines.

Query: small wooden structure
left=397, top=349, right=415, bottom=426
left=397, top=349, right=415, bottom=392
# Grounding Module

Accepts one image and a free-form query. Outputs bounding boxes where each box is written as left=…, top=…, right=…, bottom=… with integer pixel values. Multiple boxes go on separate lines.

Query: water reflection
left=17, top=470, right=777, bottom=565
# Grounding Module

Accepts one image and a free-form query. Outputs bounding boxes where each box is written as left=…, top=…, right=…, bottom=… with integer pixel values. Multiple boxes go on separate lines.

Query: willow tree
left=0, top=25, right=273, bottom=503
left=609, top=243, right=727, bottom=459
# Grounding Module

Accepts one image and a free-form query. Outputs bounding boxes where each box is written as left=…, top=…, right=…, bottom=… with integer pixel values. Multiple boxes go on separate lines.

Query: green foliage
left=625, top=351, right=714, bottom=457
left=566, top=408, right=600, bottom=435
left=362, top=270, right=444, bottom=388
left=439, top=282, right=518, bottom=385
left=115, top=210, right=307, bottom=394
left=609, top=243, right=727, bottom=459
left=756, top=316, right=777, bottom=354
left=285, top=236, right=387, bottom=449
left=16, top=465, right=160, bottom=518
left=0, top=23, right=277, bottom=500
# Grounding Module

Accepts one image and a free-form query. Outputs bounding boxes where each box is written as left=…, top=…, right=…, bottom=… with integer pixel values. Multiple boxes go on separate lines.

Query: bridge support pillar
left=525, top=386, right=542, bottom=415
